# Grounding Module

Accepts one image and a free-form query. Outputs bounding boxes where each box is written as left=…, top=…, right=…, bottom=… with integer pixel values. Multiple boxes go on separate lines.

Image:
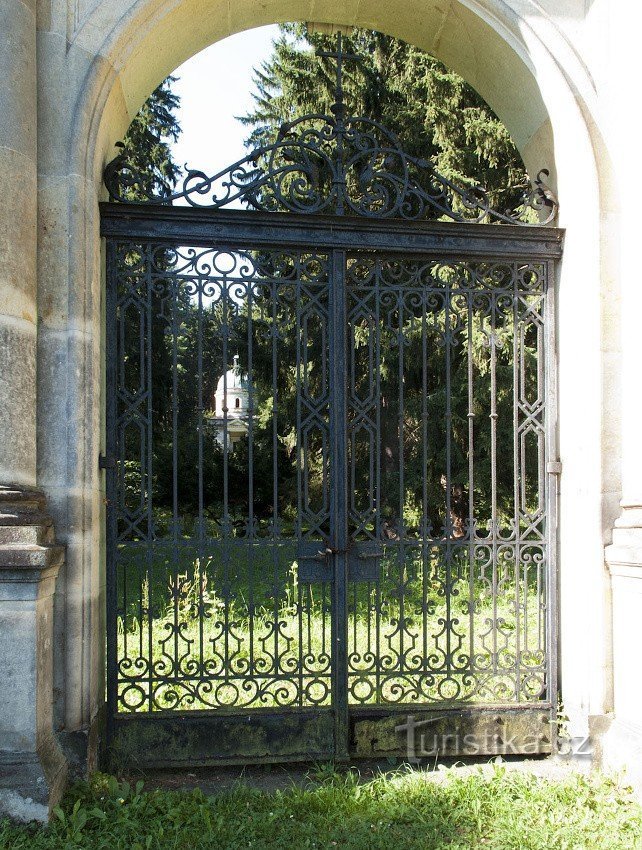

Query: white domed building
left=206, top=355, right=250, bottom=451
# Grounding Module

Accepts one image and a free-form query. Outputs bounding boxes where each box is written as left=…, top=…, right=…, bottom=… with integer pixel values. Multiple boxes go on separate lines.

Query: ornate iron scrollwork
left=104, top=33, right=558, bottom=225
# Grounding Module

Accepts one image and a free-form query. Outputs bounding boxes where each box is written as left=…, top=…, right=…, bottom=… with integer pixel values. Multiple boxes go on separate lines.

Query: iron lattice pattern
left=108, top=240, right=551, bottom=713
left=344, top=255, right=548, bottom=705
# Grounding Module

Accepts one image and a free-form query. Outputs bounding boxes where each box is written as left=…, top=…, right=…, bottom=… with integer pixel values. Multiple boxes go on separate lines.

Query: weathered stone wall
left=0, top=0, right=38, bottom=487
left=1, top=0, right=641, bottom=816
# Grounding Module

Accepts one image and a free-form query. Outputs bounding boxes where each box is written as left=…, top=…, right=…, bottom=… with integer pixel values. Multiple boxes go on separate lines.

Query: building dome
left=213, top=355, right=249, bottom=417
left=208, top=355, right=251, bottom=450
left=215, top=355, right=249, bottom=395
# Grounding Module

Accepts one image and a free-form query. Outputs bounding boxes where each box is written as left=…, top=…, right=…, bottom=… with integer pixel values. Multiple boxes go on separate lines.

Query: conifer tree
left=119, top=77, right=181, bottom=199
left=118, top=78, right=182, bottom=501
left=240, top=24, right=527, bottom=212
left=240, top=28, right=534, bottom=527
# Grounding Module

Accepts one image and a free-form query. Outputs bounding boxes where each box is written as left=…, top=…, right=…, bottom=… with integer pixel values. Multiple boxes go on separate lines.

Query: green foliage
left=241, top=24, right=527, bottom=212
left=115, top=36, right=538, bottom=530
left=2, top=768, right=642, bottom=849
left=118, top=77, right=181, bottom=199
left=118, top=256, right=542, bottom=535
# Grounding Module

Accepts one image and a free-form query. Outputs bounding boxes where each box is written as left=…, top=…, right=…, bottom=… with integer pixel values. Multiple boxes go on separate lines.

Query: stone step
left=0, top=499, right=46, bottom=514
left=611, top=527, right=642, bottom=547
left=0, top=487, right=46, bottom=512
left=0, top=487, right=44, bottom=499
left=0, top=487, right=47, bottom=515
left=0, top=543, right=64, bottom=570
left=0, top=511, right=54, bottom=527
left=0, top=524, right=55, bottom=546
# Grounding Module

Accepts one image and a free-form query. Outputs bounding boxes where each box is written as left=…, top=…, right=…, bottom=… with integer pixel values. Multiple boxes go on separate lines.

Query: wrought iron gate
left=102, top=34, right=563, bottom=766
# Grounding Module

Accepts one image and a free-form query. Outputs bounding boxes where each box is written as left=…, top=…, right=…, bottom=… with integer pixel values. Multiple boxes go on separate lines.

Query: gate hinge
left=99, top=453, right=117, bottom=470
left=546, top=460, right=563, bottom=475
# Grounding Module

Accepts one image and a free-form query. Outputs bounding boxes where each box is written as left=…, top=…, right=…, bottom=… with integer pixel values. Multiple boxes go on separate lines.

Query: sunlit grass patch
left=2, top=766, right=641, bottom=849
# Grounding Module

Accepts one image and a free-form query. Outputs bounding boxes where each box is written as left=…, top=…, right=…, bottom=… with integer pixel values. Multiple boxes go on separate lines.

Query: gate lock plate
left=296, top=541, right=383, bottom=583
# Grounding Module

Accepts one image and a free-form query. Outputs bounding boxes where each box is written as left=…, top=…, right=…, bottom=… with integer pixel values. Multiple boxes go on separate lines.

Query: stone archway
left=78, top=0, right=610, bottom=754
left=3, top=0, right=627, bottom=819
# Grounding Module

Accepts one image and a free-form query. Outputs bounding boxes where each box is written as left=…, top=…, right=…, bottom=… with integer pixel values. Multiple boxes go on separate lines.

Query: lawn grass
left=2, top=766, right=641, bottom=850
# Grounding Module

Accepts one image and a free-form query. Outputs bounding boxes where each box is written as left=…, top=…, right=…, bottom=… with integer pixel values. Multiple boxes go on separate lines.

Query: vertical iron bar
left=171, top=267, right=180, bottom=689
left=145, top=245, right=154, bottom=711
left=545, top=259, right=560, bottom=743
left=247, top=273, right=255, bottom=678
left=521, top=318, right=531, bottom=663
left=466, top=284, right=476, bottom=687
left=489, top=294, right=498, bottom=676
left=397, top=286, right=406, bottom=676
left=138, top=262, right=146, bottom=696
left=347, top=282, right=356, bottom=698
left=296, top=265, right=303, bottom=539
left=329, top=248, right=349, bottom=757
left=421, top=278, right=429, bottom=678
left=270, top=276, right=279, bottom=682
left=117, top=266, right=128, bottom=681
left=512, top=266, right=521, bottom=700
left=295, top=262, right=303, bottom=705
left=221, top=274, right=231, bottom=682
left=105, top=239, right=119, bottom=735
left=197, top=270, right=205, bottom=680
left=445, top=273, right=453, bottom=679
left=374, top=261, right=382, bottom=703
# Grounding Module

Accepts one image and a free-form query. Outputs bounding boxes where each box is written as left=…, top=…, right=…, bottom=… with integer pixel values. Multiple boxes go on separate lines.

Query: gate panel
left=102, top=30, right=563, bottom=763
left=106, top=242, right=335, bottom=723
left=104, top=214, right=560, bottom=764
left=345, top=255, right=551, bottom=709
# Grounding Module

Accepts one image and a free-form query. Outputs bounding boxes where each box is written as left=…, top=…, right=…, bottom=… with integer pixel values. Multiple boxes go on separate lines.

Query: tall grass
left=2, top=767, right=641, bottom=849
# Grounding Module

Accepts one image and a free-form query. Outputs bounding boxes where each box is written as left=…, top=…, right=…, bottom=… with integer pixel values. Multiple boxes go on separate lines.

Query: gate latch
left=546, top=461, right=563, bottom=475
left=99, top=453, right=117, bottom=470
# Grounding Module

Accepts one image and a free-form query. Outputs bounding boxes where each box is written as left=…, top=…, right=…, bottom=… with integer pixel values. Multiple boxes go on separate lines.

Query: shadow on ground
left=125, top=753, right=589, bottom=796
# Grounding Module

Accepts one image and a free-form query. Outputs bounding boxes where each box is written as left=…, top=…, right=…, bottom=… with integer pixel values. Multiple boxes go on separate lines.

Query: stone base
left=58, top=709, right=104, bottom=782
left=601, top=514, right=642, bottom=800
left=0, top=484, right=67, bottom=822
left=591, top=714, right=642, bottom=799
left=0, top=738, right=67, bottom=823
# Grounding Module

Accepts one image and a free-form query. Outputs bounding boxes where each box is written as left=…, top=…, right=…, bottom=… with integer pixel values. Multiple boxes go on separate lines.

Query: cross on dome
left=208, top=356, right=251, bottom=451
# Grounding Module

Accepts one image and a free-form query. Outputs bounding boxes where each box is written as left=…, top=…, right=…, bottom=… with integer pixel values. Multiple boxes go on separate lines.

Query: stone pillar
left=0, top=0, right=38, bottom=486
left=0, top=0, right=67, bottom=821
left=613, top=137, right=642, bottom=532
left=600, top=4, right=642, bottom=789
left=601, top=213, right=642, bottom=788
left=0, top=487, right=66, bottom=822
left=608, top=264, right=642, bottom=549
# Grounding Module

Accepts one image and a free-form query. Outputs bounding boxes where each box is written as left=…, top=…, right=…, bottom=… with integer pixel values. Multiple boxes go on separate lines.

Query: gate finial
left=316, top=31, right=360, bottom=121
